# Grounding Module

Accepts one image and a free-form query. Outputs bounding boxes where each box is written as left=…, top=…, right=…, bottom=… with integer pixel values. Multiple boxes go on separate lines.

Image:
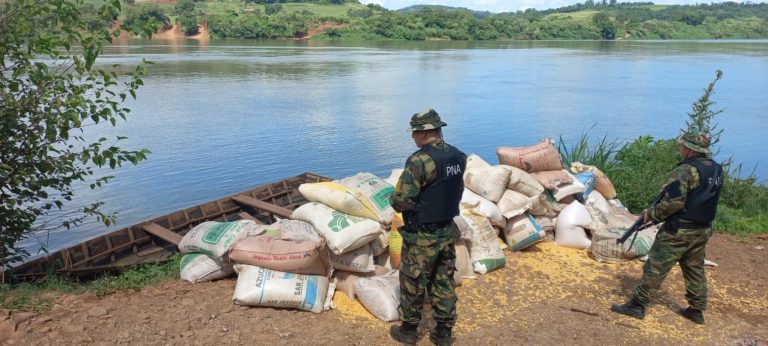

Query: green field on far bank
left=119, top=0, right=768, bottom=40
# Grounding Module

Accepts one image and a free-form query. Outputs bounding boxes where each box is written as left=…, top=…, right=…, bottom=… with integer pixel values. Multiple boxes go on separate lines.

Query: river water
left=20, top=39, right=768, bottom=255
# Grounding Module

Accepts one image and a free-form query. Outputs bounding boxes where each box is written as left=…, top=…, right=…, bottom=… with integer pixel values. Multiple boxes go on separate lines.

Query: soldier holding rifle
left=612, top=130, right=724, bottom=324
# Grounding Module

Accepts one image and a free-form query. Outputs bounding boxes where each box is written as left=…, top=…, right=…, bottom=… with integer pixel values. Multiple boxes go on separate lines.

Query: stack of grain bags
left=448, top=138, right=658, bottom=272
left=172, top=139, right=657, bottom=320
left=176, top=217, right=336, bottom=313
left=491, top=138, right=658, bottom=263
left=291, top=173, right=402, bottom=321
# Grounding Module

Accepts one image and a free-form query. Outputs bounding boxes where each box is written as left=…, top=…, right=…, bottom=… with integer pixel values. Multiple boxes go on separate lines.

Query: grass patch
left=557, top=129, right=623, bottom=172
left=715, top=205, right=768, bottom=236
left=545, top=10, right=599, bottom=21
left=1, top=254, right=181, bottom=312
left=281, top=3, right=362, bottom=17
left=190, top=0, right=364, bottom=17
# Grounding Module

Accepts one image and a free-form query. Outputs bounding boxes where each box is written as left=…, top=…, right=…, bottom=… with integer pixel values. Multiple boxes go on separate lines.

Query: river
left=19, top=39, right=768, bottom=255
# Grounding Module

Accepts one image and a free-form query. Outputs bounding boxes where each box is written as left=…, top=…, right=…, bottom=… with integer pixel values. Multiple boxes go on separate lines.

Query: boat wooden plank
left=7, top=173, right=329, bottom=280
left=232, top=195, right=293, bottom=219
left=142, top=223, right=182, bottom=246
left=238, top=212, right=263, bottom=223
left=69, top=235, right=151, bottom=268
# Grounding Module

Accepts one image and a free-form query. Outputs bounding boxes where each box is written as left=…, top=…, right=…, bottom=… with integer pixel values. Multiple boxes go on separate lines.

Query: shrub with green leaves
left=1, top=0, right=150, bottom=271
left=606, top=137, right=680, bottom=212
left=121, top=3, right=171, bottom=37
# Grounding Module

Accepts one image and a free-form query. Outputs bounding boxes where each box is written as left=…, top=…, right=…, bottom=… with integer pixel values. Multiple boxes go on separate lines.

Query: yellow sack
left=298, top=182, right=379, bottom=221
left=388, top=213, right=404, bottom=269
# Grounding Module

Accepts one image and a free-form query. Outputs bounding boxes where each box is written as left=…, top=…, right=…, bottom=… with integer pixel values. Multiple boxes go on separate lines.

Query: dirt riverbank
left=1, top=234, right=766, bottom=345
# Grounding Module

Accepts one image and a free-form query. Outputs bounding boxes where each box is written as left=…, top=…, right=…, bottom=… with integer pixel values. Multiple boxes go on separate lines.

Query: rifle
left=616, top=191, right=666, bottom=246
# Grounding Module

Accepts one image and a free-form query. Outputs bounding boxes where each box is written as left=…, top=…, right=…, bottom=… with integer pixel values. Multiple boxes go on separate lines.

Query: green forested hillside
left=120, top=0, right=768, bottom=40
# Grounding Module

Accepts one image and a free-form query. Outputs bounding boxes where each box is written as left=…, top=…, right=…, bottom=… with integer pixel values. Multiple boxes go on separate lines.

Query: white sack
left=453, top=209, right=506, bottom=274
left=496, top=189, right=532, bottom=219
left=589, top=225, right=659, bottom=263
left=463, top=155, right=510, bottom=203
left=178, top=220, right=266, bottom=261
left=551, top=172, right=586, bottom=201
left=385, top=168, right=404, bottom=187
left=333, top=266, right=390, bottom=299
left=274, top=219, right=322, bottom=244
left=502, top=165, right=545, bottom=197
left=460, top=188, right=504, bottom=227
left=354, top=270, right=401, bottom=322
left=555, top=201, right=593, bottom=249
left=329, top=243, right=375, bottom=273
left=291, top=202, right=382, bottom=255
left=370, top=230, right=390, bottom=256
left=232, top=264, right=333, bottom=314
left=179, top=253, right=234, bottom=283
left=504, top=213, right=546, bottom=251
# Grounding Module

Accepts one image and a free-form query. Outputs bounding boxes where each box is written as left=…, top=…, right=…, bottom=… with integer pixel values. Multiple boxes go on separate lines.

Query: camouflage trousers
left=633, top=227, right=713, bottom=310
left=398, top=224, right=459, bottom=326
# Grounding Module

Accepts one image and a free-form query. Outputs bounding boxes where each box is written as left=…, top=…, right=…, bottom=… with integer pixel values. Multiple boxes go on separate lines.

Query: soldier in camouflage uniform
left=612, top=130, right=724, bottom=325
left=389, top=109, right=467, bottom=346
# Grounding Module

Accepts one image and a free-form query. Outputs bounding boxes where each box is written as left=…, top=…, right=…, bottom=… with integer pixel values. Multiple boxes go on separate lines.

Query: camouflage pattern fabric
left=677, top=130, right=712, bottom=156
left=648, top=162, right=700, bottom=222
left=633, top=228, right=712, bottom=310
left=633, top=158, right=713, bottom=310
left=408, top=108, right=447, bottom=132
left=390, top=139, right=465, bottom=326
left=398, top=224, right=460, bottom=326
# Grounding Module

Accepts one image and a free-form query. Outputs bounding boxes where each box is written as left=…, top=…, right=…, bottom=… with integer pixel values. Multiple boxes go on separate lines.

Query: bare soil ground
left=2, top=234, right=766, bottom=346
left=151, top=24, right=210, bottom=41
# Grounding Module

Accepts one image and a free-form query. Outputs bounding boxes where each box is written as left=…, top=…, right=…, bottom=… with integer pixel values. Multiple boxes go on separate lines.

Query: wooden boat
left=6, top=172, right=331, bottom=280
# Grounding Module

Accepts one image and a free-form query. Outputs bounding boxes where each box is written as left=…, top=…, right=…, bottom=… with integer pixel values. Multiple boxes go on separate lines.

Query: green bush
left=557, top=134, right=768, bottom=234
left=179, top=14, right=200, bottom=35
left=121, top=3, right=171, bottom=37
left=607, top=137, right=679, bottom=213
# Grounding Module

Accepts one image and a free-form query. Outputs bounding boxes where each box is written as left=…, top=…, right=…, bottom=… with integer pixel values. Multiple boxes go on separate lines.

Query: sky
left=361, top=0, right=742, bottom=13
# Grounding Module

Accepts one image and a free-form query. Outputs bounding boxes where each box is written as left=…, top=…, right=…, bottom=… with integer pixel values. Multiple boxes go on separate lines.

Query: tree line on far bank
left=118, top=0, right=768, bottom=40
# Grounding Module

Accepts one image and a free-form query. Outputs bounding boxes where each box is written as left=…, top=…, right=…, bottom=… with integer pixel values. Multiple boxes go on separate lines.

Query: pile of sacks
left=486, top=138, right=658, bottom=263
left=176, top=173, right=402, bottom=320
left=174, top=139, right=658, bottom=321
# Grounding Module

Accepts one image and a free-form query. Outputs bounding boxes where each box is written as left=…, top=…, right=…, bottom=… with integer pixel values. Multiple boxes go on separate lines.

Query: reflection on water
left=20, top=39, right=768, bottom=255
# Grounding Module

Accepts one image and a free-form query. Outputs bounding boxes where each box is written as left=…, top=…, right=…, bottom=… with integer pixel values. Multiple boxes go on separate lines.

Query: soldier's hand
left=642, top=209, right=651, bottom=224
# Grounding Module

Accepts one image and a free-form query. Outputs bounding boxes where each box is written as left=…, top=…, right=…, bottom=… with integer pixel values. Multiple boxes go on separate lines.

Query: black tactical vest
left=413, top=142, right=466, bottom=225
left=677, top=156, right=724, bottom=224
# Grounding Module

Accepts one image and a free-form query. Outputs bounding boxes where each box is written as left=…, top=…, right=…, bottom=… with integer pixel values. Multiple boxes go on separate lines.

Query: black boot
left=678, top=307, right=705, bottom=324
left=429, top=322, right=452, bottom=346
left=390, top=322, right=419, bottom=345
left=611, top=299, right=645, bottom=319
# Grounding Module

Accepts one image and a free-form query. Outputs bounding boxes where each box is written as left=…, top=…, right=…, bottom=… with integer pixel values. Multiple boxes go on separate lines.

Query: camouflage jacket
left=390, top=140, right=466, bottom=213
left=648, top=161, right=702, bottom=222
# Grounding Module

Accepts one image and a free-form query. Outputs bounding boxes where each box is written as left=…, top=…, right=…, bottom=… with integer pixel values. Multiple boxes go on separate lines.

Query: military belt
left=419, top=221, right=452, bottom=232
left=677, top=220, right=711, bottom=229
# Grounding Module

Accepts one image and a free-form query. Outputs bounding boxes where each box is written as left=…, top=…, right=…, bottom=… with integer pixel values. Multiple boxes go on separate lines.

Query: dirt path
left=2, top=234, right=766, bottom=345
left=152, top=24, right=210, bottom=41
left=297, top=22, right=349, bottom=39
